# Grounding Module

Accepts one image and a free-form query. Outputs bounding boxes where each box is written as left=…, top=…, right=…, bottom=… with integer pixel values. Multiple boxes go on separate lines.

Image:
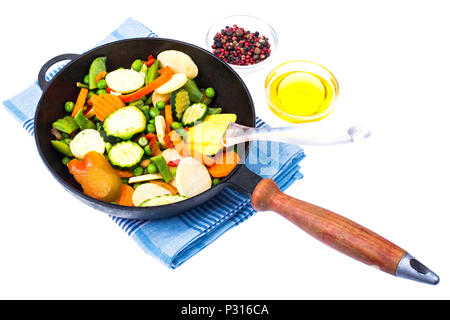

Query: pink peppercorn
left=211, top=24, right=271, bottom=66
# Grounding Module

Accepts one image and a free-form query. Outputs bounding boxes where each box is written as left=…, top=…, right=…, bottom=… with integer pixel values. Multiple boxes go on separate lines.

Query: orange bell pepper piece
left=67, top=151, right=123, bottom=202
left=118, top=66, right=173, bottom=103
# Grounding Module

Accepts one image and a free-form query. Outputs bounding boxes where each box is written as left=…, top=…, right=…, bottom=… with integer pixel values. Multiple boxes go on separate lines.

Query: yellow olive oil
left=267, top=70, right=336, bottom=123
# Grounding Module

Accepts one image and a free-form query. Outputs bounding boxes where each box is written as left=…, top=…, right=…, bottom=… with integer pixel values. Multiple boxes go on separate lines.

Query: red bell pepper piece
left=167, top=159, right=180, bottom=167
left=145, top=54, right=156, bottom=67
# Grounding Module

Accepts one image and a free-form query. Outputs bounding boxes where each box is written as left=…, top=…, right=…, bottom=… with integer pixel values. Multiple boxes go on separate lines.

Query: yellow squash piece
left=186, top=114, right=237, bottom=156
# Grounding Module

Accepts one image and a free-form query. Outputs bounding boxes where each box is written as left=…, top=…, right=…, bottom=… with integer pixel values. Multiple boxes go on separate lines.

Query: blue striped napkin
left=2, top=18, right=304, bottom=268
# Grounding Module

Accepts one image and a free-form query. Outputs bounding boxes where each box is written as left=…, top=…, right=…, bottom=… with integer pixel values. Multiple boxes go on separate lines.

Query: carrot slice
left=95, top=71, right=107, bottom=83
left=151, top=181, right=178, bottom=195
left=165, top=104, right=173, bottom=133
left=71, top=88, right=89, bottom=117
left=115, top=184, right=135, bottom=207
left=86, top=94, right=96, bottom=107
left=116, top=170, right=134, bottom=178
left=207, top=151, right=240, bottom=178
left=119, top=66, right=173, bottom=103
left=92, top=93, right=125, bottom=121
left=168, top=130, right=182, bottom=145
left=163, top=135, right=174, bottom=149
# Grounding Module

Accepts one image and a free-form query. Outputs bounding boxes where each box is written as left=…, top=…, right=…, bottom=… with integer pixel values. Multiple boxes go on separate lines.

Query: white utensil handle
left=222, top=123, right=371, bottom=147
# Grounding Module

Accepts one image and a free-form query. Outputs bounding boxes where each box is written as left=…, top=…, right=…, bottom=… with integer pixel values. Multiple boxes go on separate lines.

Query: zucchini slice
left=139, top=194, right=187, bottom=207
left=181, top=103, right=208, bottom=127
left=103, top=106, right=146, bottom=140
left=108, top=141, right=144, bottom=170
left=170, top=89, right=190, bottom=121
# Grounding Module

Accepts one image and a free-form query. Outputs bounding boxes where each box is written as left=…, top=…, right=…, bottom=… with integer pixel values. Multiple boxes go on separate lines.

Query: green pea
left=133, top=166, right=144, bottom=176
left=96, top=79, right=107, bottom=89
left=148, top=119, right=156, bottom=125
left=83, top=74, right=90, bottom=85
left=170, top=122, right=183, bottom=130
left=133, top=183, right=142, bottom=190
left=87, top=91, right=96, bottom=99
left=155, top=100, right=166, bottom=110
left=205, top=87, right=215, bottom=98
left=144, top=145, right=152, bottom=156
left=212, top=178, right=221, bottom=186
left=64, top=101, right=75, bottom=113
left=146, top=163, right=158, bottom=174
left=62, top=157, right=71, bottom=165
left=96, top=89, right=107, bottom=95
left=138, top=136, right=149, bottom=147
left=146, top=123, right=156, bottom=134
left=131, top=59, right=143, bottom=72
left=121, top=178, right=128, bottom=184
left=149, top=107, right=160, bottom=118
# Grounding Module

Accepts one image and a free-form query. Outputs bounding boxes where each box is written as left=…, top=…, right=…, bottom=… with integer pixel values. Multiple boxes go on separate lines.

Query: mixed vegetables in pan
left=50, top=50, right=240, bottom=207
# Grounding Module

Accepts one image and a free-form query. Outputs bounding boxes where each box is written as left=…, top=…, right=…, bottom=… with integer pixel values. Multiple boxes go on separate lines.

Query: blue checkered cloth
left=2, top=18, right=305, bottom=268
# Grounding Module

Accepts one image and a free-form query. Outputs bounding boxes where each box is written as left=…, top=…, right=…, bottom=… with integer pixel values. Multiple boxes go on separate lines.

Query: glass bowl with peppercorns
left=206, top=15, right=278, bottom=72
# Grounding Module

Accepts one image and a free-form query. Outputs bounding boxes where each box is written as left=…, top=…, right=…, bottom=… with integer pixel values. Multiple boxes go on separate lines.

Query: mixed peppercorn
left=211, top=24, right=271, bottom=66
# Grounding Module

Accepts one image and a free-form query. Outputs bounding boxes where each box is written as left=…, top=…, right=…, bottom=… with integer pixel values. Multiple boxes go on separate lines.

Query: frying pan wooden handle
left=251, top=179, right=406, bottom=275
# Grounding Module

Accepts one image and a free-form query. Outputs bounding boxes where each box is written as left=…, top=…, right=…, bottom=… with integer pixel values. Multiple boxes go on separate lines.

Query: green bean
left=145, top=59, right=160, bottom=85
left=76, top=82, right=89, bottom=89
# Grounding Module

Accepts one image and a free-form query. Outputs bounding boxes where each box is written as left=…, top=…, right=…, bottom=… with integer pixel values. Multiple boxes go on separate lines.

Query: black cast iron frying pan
left=34, top=38, right=438, bottom=284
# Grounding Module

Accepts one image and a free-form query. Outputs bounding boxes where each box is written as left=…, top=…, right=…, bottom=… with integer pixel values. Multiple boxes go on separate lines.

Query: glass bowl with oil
left=265, top=60, right=339, bottom=123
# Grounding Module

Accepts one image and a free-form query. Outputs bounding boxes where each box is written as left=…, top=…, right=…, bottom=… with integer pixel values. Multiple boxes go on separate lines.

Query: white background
left=0, top=0, right=449, bottom=299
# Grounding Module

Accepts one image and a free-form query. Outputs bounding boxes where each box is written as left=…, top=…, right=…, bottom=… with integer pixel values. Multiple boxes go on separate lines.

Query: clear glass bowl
left=205, top=15, right=278, bottom=73
left=265, top=60, right=339, bottom=123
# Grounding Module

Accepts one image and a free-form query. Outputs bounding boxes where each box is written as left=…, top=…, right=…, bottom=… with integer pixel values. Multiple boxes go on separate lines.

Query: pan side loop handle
left=38, top=54, right=79, bottom=91
left=250, top=178, right=440, bottom=285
